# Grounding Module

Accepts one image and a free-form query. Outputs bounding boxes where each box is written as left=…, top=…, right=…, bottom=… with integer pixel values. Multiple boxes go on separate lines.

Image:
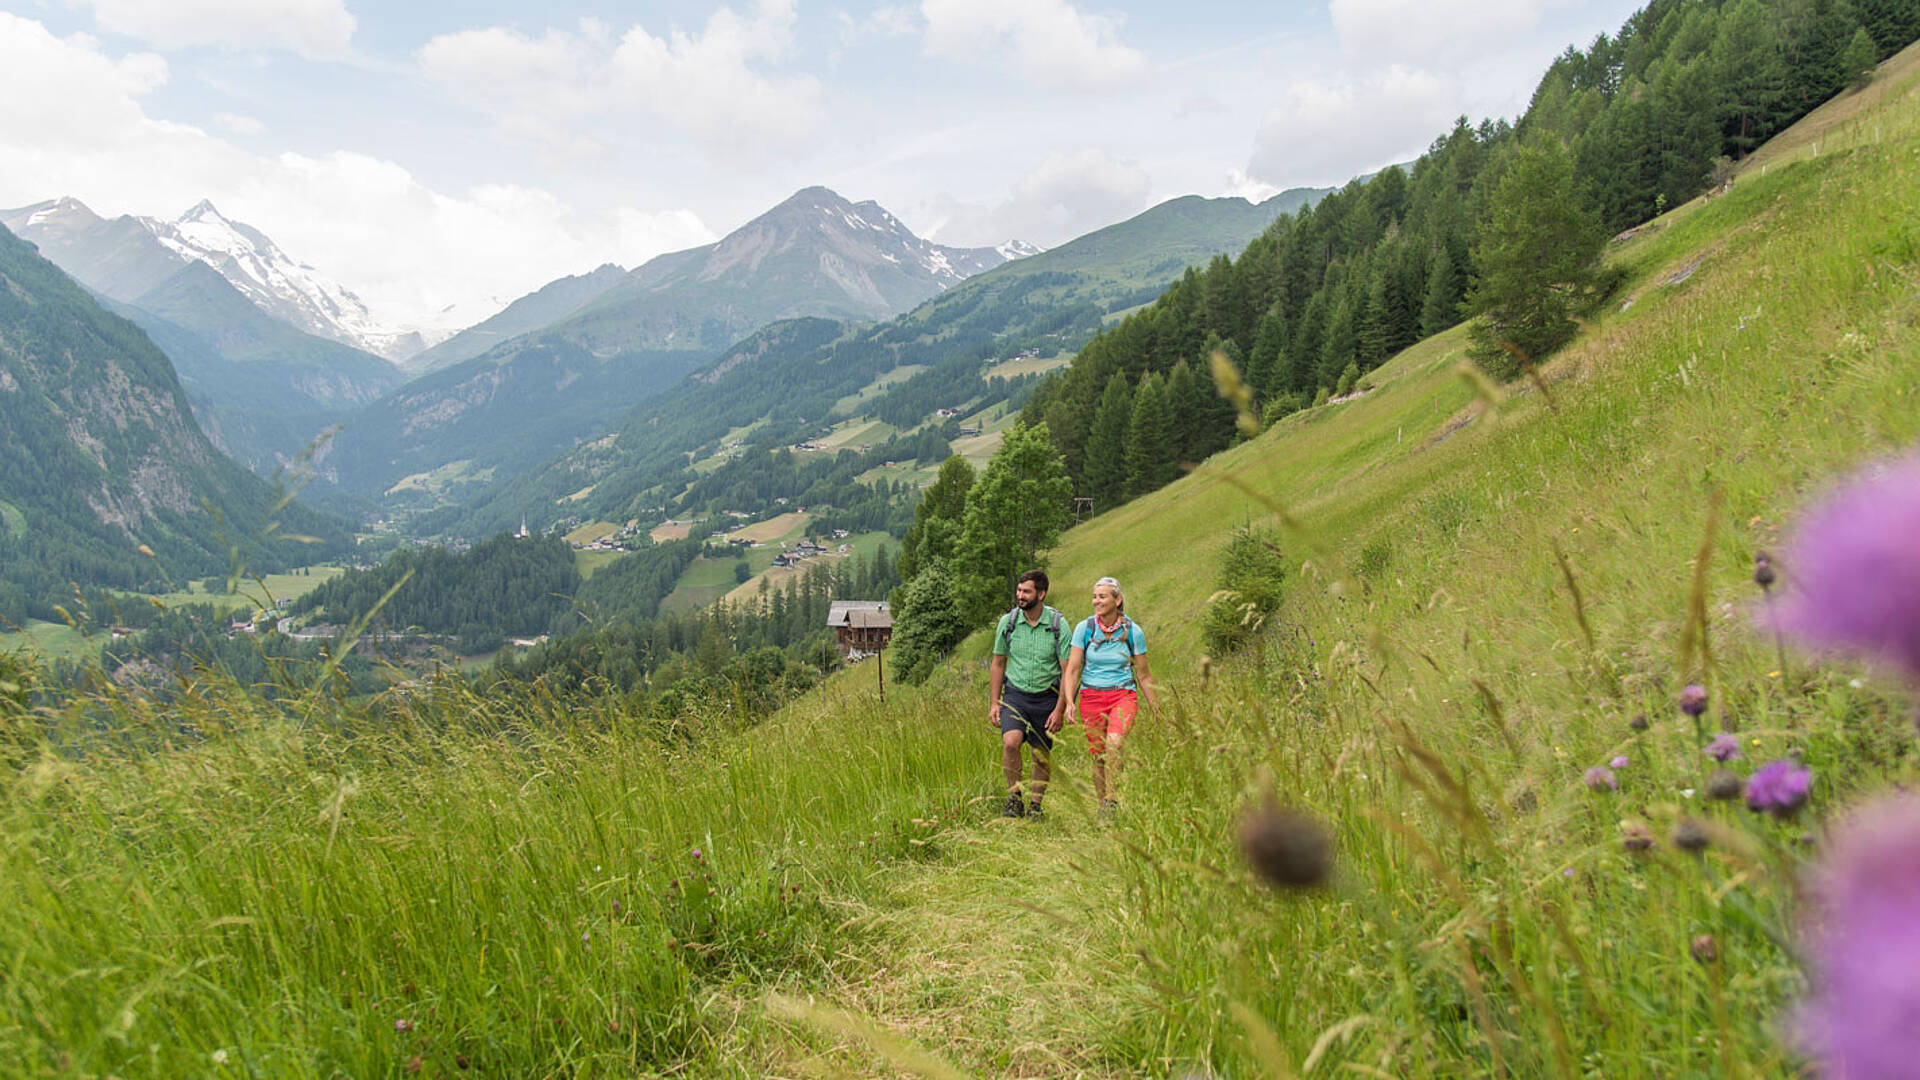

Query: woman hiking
left=1059, top=576, right=1158, bottom=818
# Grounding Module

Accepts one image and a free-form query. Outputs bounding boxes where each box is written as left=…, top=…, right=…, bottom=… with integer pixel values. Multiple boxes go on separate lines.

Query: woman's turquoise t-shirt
left=1072, top=616, right=1146, bottom=690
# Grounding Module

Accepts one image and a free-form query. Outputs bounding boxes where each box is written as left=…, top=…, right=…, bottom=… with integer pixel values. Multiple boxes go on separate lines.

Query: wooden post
left=876, top=644, right=885, bottom=703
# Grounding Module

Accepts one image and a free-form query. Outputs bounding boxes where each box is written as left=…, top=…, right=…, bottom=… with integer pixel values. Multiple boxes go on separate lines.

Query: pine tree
left=1083, top=371, right=1134, bottom=511
left=1165, top=358, right=1202, bottom=463
left=1126, top=372, right=1177, bottom=497
left=1420, top=245, right=1462, bottom=337
left=1840, top=26, right=1879, bottom=87
left=1245, top=310, right=1287, bottom=397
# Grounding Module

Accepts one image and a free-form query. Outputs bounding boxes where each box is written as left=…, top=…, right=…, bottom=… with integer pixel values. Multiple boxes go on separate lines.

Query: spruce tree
left=1083, top=371, right=1134, bottom=510
left=1840, top=26, right=1879, bottom=87
left=1246, top=310, right=1287, bottom=397
left=953, top=424, right=1074, bottom=621
left=896, top=455, right=974, bottom=585
left=1420, top=245, right=1462, bottom=337
left=1165, top=358, right=1204, bottom=463
left=1126, top=372, right=1177, bottom=497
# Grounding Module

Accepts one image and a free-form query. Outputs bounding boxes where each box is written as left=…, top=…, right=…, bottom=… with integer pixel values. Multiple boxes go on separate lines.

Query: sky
left=0, top=0, right=1647, bottom=334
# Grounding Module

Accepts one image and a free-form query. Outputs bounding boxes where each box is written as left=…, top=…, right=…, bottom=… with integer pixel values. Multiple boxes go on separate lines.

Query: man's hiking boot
left=1002, top=792, right=1026, bottom=818
left=1098, top=799, right=1119, bottom=823
left=1026, top=799, right=1045, bottom=822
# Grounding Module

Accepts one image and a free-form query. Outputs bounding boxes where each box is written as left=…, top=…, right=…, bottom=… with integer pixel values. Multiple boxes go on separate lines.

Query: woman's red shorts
left=1080, top=687, right=1138, bottom=753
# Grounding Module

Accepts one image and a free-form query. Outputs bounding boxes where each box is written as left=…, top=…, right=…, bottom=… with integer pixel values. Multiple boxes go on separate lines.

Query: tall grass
left=4, top=45, right=1919, bottom=1080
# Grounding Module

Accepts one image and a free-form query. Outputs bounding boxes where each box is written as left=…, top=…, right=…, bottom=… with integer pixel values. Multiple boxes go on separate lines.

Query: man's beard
left=1018, top=594, right=1039, bottom=610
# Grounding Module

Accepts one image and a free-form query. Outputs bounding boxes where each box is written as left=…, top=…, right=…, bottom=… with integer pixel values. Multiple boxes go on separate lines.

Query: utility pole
left=876, top=644, right=885, bottom=703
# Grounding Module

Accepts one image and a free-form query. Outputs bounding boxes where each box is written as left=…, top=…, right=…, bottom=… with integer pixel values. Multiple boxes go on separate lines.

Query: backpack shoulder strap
left=1046, top=606, right=1065, bottom=639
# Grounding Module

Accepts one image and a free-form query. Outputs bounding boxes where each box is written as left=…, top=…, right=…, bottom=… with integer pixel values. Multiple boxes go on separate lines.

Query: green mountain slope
left=446, top=189, right=1332, bottom=537
left=0, top=224, right=350, bottom=621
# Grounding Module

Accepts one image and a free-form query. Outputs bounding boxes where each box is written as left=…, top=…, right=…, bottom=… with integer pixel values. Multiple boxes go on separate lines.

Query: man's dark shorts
left=999, top=686, right=1058, bottom=752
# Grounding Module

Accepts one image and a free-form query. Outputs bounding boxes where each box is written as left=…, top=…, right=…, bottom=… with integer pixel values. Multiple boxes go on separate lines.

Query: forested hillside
left=0, top=224, right=350, bottom=624
left=1024, top=0, right=1920, bottom=511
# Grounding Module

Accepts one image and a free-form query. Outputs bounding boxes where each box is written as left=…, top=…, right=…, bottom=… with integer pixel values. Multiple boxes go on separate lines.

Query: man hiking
left=988, top=569, right=1070, bottom=820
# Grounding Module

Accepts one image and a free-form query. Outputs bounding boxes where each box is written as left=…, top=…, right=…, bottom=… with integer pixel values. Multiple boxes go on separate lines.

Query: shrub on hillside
left=1202, top=523, right=1288, bottom=656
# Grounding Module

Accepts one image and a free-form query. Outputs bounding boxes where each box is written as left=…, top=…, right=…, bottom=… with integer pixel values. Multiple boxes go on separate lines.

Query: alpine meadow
left=6, top=2, right=1920, bottom=1079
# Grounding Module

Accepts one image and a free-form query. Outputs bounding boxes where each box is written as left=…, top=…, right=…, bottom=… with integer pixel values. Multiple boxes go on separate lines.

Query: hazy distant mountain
left=320, top=187, right=1028, bottom=497
left=0, top=196, right=424, bottom=361
left=402, top=264, right=629, bottom=376
left=0, top=224, right=348, bottom=614
left=544, top=186, right=1031, bottom=355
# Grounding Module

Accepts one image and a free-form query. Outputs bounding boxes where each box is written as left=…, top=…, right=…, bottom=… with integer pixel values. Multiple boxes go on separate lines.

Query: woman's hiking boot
left=1026, top=798, right=1045, bottom=822
left=1002, top=792, right=1026, bottom=818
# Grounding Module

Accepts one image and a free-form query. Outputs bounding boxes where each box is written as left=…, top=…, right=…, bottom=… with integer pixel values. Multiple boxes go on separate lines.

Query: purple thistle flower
left=1773, top=451, right=1920, bottom=680
left=1746, top=760, right=1813, bottom=818
left=1610, top=755, right=1630, bottom=770
left=1584, top=766, right=1618, bottom=793
left=1797, top=795, right=1920, bottom=1078
left=1705, top=733, right=1743, bottom=762
left=1679, top=684, right=1709, bottom=717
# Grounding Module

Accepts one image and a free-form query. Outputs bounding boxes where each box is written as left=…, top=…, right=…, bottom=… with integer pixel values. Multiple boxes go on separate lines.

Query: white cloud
left=921, top=0, right=1149, bottom=92
left=0, top=15, right=713, bottom=330
left=1330, top=0, right=1555, bottom=66
left=1245, top=65, right=1457, bottom=187
left=834, top=4, right=917, bottom=43
left=417, top=1, right=825, bottom=161
left=75, top=0, right=356, bottom=58
left=213, top=111, right=264, bottom=135
left=915, top=148, right=1152, bottom=249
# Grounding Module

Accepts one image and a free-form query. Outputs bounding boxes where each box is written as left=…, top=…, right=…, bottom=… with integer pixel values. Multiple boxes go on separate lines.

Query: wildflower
left=211, top=1050, right=229, bottom=1066
left=456, top=1054, right=471, bottom=1070
left=1621, top=822, right=1655, bottom=852
left=1691, top=934, right=1719, bottom=965
left=1629, top=713, right=1649, bottom=732
left=1705, top=734, right=1742, bottom=762
left=1797, top=795, right=1920, bottom=1078
left=691, top=848, right=703, bottom=860
left=394, top=1019, right=414, bottom=1033
left=1673, top=818, right=1711, bottom=854
left=1706, top=770, right=1745, bottom=801
left=1610, top=755, right=1630, bottom=770
left=1237, top=803, right=1332, bottom=889
left=1746, top=760, right=1813, bottom=819
left=406, top=1057, right=423, bottom=1074
left=1754, top=553, right=1777, bottom=588
left=1773, top=451, right=1920, bottom=679
left=1679, top=684, right=1709, bottom=717
left=1584, top=766, right=1619, bottom=793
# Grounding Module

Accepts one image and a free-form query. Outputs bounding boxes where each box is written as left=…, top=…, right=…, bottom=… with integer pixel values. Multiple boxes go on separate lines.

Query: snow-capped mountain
left=1, top=196, right=426, bottom=362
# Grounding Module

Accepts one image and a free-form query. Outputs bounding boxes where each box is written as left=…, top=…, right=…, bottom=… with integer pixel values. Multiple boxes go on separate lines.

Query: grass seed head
left=1673, top=818, right=1712, bottom=854
left=1238, top=804, right=1332, bottom=889
left=1707, top=770, right=1745, bottom=801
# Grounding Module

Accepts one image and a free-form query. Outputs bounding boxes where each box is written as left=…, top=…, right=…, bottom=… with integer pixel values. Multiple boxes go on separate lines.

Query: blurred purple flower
left=1774, top=451, right=1920, bottom=679
left=1584, top=766, right=1618, bottom=793
left=1705, top=734, right=1743, bottom=762
left=1746, top=760, right=1812, bottom=818
left=1610, top=755, right=1630, bottom=769
left=1679, top=684, right=1709, bottom=717
left=1797, top=795, right=1920, bottom=1078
